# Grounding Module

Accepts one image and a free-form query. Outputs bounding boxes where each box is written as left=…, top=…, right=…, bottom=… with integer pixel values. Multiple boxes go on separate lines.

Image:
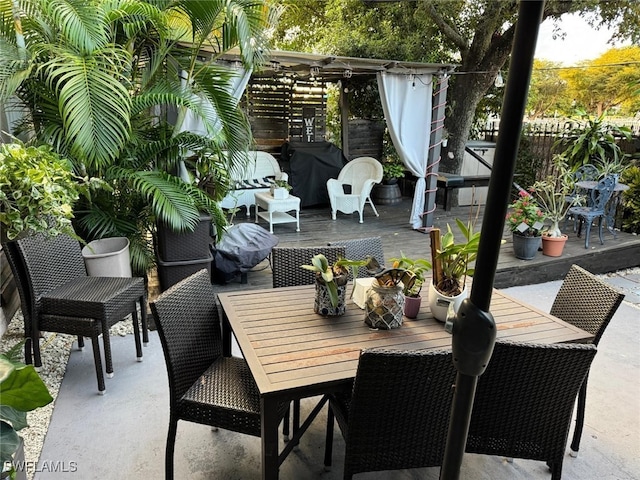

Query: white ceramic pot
left=428, top=282, right=467, bottom=322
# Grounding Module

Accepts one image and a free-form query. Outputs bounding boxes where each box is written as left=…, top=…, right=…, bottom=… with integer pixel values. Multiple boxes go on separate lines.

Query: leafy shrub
left=620, top=165, right=640, bottom=234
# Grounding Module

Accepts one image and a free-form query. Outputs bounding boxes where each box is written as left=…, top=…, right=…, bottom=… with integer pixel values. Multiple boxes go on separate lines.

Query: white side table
left=254, top=192, right=301, bottom=233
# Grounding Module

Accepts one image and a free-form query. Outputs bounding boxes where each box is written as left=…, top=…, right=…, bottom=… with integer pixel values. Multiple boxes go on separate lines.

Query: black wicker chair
left=150, top=270, right=288, bottom=480
left=4, top=233, right=147, bottom=393
left=328, top=236, right=385, bottom=278
left=466, top=340, right=598, bottom=480
left=271, top=245, right=346, bottom=288
left=550, top=264, right=625, bottom=456
left=324, top=347, right=456, bottom=479
left=270, top=245, right=346, bottom=440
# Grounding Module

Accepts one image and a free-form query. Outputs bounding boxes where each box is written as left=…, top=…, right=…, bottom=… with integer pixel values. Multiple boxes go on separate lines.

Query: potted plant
left=390, top=253, right=432, bottom=318
left=529, top=155, right=578, bottom=257
left=428, top=219, right=480, bottom=322
left=0, top=142, right=85, bottom=242
left=506, top=190, right=546, bottom=260
left=270, top=179, right=292, bottom=199
left=1, top=344, right=53, bottom=479
left=381, top=159, right=406, bottom=185
left=301, top=254, right=368, bottom=316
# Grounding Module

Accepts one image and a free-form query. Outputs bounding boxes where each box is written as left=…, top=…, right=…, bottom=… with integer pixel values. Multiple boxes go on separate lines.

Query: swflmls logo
left=6, top=460, right=78, bottom=473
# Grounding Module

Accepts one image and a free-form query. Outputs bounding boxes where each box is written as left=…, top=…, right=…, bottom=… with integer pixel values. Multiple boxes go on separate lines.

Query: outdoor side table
left=254, top=191, right=301, bottom=233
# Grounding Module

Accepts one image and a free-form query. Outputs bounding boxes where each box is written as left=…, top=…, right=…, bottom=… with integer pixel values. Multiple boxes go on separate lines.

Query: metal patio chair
left=567, top=174, right=616, bottom=248
left=551, top=264, right=625, bottom=457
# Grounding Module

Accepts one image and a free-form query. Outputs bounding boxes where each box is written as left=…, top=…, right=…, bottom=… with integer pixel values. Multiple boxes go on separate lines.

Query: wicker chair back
left=328, top=237, right=385, bottom=279
left=326, top=347, right=456, bottom=479
left=550, top=264, right=624, bottom=456
left=271, top=246, right=345, bottom=288
left=466, top=340, right=597, bottom=480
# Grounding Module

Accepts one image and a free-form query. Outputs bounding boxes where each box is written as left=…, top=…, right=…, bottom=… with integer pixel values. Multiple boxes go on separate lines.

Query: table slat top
left=218, top=284, right=592, bottom=395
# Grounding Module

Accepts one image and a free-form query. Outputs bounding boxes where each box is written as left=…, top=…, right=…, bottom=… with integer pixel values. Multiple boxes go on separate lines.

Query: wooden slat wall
left=243, top=76, right=327, bottom=157
left=346, top=119, right=384, bottom=160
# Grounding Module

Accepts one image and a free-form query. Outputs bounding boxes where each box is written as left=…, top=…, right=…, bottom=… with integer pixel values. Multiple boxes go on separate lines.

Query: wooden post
left=340, top=80, right=350, bottom=159
left=430, top=228, right=442, bottom=287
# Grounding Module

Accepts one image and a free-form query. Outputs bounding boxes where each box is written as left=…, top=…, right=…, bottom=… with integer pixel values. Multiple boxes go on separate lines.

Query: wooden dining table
left=217, top=283, right=593, bottom=480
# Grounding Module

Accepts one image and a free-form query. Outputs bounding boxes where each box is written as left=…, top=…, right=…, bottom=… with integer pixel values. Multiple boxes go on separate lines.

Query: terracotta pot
left=403, top=295, right=422, bottom=319
left=428, top=283, right=467, bottom=323
left=541, top=234, right=568, bottom=257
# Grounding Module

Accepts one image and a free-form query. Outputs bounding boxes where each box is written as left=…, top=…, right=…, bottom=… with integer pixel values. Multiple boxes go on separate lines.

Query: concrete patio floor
left=31, top=277, right=640, bottom=480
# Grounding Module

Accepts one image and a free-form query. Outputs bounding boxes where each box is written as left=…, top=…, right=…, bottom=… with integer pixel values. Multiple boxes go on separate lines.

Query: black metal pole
left=439, top=2, right=545, bottom=479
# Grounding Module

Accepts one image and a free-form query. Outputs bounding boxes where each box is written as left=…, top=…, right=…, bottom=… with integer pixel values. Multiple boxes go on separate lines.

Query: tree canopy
left=272, top=0, right=640, bottom=174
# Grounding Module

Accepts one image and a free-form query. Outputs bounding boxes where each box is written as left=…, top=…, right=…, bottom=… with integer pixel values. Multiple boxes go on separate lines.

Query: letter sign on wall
left=302, top=107, right=315, bottom=143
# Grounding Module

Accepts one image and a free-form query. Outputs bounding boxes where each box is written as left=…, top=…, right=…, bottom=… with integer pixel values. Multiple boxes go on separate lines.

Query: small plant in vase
left=301, top=254, right=368, bottom=316
left=270, top=179, right=292, bottom=199
left=390, top=253, right=432, bottom=319
left=429, top=219, right=480, bottom=322
left=529, top=155, right=578, bottom=256
left=506, top=190, right=546, bottom=260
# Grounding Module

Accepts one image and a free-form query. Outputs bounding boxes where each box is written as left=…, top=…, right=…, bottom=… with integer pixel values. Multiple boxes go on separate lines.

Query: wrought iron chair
left=4, top=233, right=147, bottom=394
left=551, top=264, right=625, bottom=457
left=323, top=347, right=456, bottom=479
left=466, top=340, right=597, bottom=480
left=328, top=236, right=385, bottom=279
left=564, top=164, right=600, bottom=231
left=150, top=270, right=289, bottom=480
left=326, top=157, right=383, bottom=223
left=271, top=245, right=346, bottom=441
left=567, top=174, right=616, bottom=248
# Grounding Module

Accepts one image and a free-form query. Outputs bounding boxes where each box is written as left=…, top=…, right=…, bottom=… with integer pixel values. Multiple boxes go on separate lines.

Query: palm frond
left=121, top=168, right=202, bottom=232
left=41, top=47, right=132, bottom=168
left=39, top=0, right=107, bottom=53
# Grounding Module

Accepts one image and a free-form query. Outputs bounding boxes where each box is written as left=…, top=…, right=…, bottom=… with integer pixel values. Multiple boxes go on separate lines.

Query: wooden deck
left=207, top=195, right=640, bottom=294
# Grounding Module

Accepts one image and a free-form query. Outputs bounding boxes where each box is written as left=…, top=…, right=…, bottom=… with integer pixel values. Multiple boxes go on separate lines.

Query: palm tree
left=0, top=0, right=280, bottom=273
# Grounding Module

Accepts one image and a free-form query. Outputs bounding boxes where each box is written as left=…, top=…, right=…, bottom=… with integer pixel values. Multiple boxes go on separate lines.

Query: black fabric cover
left=281, top=141, right=347, bottom=207
left=214, top=223, right=278, bottom=274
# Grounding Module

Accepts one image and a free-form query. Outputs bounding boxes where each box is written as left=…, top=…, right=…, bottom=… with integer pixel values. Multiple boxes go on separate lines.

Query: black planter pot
left=512, top=233, right=542, bottom=260
left=371, top=183, right=402, bottom=205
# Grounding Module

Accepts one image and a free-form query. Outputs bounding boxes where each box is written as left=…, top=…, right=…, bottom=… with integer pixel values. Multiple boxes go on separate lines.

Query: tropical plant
left=390, top=253, right=432, bottom=297
left=620, top=165, right=640, bottom=234
left=506, top=190, right=546, bottom=237
left=0, top=0, right=280, bottom=274
left=554, top=111, right=632, bottom=170
left=301, top=254, right=369, bottom=307
left=430, top=218, right=480, bottom=297
left=0, top=343, right=53, bottom=476
left=0, top=142, right=92, bottom=240
left=529, top=155, right=578, bottom=237
left=381, top=159, right=406, bottom=182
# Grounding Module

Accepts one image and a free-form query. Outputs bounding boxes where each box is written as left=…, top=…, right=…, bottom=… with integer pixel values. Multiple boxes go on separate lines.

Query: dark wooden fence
left=480, top=121, right=639, bottom=181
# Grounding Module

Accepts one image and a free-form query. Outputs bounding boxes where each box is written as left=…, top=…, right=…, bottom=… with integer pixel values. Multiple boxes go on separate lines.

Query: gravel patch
left=0, top=311, right=134, bottom=480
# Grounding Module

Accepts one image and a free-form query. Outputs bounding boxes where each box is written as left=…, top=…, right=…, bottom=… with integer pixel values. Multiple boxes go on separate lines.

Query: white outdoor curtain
left=176, top=66, right=252, bottom=181
left=377, top=71, right=433, bottom=229
left=178, top=66, right=253, bottom=136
